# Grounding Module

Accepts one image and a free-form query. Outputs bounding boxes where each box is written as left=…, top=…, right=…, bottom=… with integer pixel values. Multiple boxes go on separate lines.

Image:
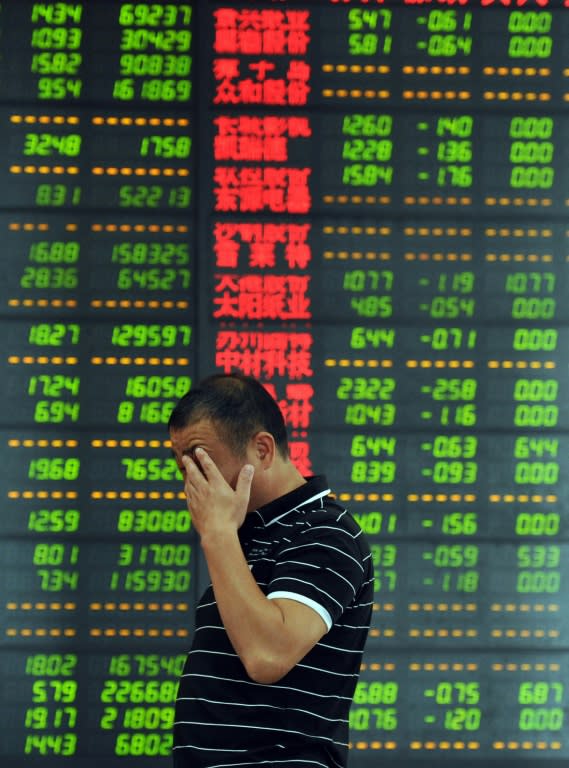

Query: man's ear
left=252, top=431, right=276, bottom=467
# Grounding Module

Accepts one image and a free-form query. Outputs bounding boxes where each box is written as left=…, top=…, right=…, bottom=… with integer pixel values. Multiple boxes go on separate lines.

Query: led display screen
left=0, top=2, right=568, bottom=766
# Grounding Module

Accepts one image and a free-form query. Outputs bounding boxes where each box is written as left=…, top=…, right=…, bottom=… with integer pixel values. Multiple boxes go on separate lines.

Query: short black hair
left=167, top=373, right=289, bottom=459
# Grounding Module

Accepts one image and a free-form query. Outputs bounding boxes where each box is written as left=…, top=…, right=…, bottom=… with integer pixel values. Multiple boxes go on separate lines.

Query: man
left=168, top=372, right=373, bottom=768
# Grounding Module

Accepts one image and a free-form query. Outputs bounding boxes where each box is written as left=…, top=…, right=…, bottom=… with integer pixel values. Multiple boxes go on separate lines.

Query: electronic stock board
left=0, top=1, right=568, bottom=766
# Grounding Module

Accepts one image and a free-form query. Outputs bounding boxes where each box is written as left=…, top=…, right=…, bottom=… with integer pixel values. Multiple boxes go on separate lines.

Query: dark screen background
left=0, top=1, right=568, bottom=765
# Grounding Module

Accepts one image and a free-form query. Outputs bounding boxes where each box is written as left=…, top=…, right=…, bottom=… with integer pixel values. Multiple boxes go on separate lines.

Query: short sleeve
left=266, top=514, right=368, bottom=631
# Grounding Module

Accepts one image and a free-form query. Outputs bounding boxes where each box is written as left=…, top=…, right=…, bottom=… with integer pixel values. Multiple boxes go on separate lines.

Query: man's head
left=168, top=373, right=301, bottom=512
left=168, top=372, right=289, bottom=459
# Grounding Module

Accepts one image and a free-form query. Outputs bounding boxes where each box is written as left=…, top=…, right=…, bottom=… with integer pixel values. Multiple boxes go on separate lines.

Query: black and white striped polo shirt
left=173, top=475, right=374, bottom=768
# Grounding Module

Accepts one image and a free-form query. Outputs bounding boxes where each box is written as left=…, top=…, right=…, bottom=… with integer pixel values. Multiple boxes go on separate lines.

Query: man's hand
left=181, top=448, right=254, bottom=540
left=181, top=447, right=327, bottom=684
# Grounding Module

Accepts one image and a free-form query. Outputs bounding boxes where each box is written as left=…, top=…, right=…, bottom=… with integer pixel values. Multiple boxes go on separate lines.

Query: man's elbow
left=242, top=651, right=292, bottom=685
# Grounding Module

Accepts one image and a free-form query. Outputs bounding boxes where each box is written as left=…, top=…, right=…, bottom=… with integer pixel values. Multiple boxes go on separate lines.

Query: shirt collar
left=240, top=475, right=331, bottom=540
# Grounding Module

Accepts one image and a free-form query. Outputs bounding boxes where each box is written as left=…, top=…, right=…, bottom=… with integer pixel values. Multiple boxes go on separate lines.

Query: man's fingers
left=181, top=455, right=192, bottom=470
left=194, top=447, right=219, bottom=479
left=182, top=449, right=253, bottom=509
left=182, top=450, right=208, bottom=481
left=235, top=464, right=254, bottom=506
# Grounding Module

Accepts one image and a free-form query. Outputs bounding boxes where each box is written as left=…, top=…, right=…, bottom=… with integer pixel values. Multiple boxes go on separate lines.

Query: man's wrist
left=199, top=525, right=240, bottom=554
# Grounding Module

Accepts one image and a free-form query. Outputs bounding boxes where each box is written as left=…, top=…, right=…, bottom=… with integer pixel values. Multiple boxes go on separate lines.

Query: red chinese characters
left=213, top=274, right=311, bottom=320
left=265, top=380, right=314, bottom=476
left=214, top=166, right=311, bottom=214
left=213, top=10, right=311, bottom=106
left=215, top=331, right=313, bottom=380
left=210, top=7, right=315, bottom=472
left=288, top=440, right=312, bottom=477
left=213, top=59, right=311, bottom=107
left=213, top=112, right=313, bottom=214
left=214, top=116, right=312, bottom=162
left=213, top=222, right=312, bottom=270
left=214, top=10, right=310, bottom=56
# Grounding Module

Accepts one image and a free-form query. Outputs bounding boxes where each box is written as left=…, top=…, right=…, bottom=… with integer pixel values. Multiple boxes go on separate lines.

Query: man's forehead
left=169, top=419, right=221, bottom=447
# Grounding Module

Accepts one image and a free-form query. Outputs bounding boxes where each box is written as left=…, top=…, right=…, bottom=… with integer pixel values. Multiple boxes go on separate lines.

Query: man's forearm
left=200, top=528, right=290, bottom=684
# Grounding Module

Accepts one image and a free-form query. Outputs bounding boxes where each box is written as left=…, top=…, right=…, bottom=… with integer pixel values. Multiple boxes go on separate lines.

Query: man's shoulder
left=284, top=498, right=371, bottom=560
left=303, top=496, right=364, bottom=532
